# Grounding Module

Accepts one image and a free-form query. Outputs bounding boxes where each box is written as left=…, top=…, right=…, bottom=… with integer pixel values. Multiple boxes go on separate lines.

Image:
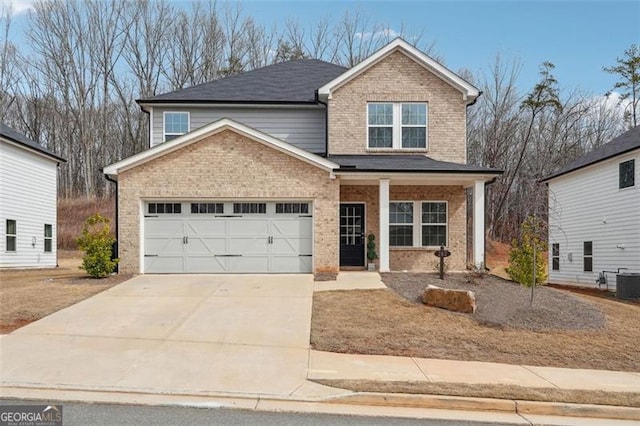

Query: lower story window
left=421, top=202, right=447, bottom=246
left=583, top=241, right=593, bottom=272
left=191, top=203, right=223, bottom=214
left=44, top=224, right=52, bottom=253
left=551, top=243, right=559, bottom=271
left=148, top=203, right=181, bottom=214
left=276, top=203, right=309, bottom=214
left=389, top=202, right=413, bottom=246
left=233, top=203, right=266, bottom=214
left=6, top=219, right=16, bottom=252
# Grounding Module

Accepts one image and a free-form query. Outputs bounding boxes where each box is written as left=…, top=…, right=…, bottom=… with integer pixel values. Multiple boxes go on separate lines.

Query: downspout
left=315, top=89, right=329, bottom=157
left=104, top=172, right=119, bottom=272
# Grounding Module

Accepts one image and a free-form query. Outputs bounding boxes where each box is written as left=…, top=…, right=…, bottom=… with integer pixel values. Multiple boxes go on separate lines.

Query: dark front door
left=339, top=203, right=365, bottom=267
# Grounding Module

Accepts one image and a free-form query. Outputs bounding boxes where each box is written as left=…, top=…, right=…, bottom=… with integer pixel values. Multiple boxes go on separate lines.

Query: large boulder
left=423, top=285, right=476, bottom=313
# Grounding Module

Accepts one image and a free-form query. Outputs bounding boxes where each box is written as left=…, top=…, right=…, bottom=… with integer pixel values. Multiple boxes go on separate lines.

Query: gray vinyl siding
left=0, top=140, right=58, bottom=268
left=151, top=106, right=326, bottom=153
left=547, top=149, right=640, bottom=288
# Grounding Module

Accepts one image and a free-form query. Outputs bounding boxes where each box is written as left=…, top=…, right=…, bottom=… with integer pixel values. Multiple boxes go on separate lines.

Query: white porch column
left=473, top=179, right=485, bottom=269
left=379, top=178, right=390, bottom=272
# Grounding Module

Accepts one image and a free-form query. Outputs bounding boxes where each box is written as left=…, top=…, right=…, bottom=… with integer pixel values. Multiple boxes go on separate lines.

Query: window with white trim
left=44, top=224, right=53, bottom=253
left=6, top=219, right=16, bottom=252
left=164, top=112, right=189, bottom=142
left=421, top=202, right=447, bottom=246
left=368, top=103, right=427, bottom=149
left=389, top=201, right=447, bottom=248
left=389, top=202, right=414, bottom=246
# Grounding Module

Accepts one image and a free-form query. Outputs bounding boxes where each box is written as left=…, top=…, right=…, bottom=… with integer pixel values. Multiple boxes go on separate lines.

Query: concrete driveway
left=0, top=275, right=335, bottom=398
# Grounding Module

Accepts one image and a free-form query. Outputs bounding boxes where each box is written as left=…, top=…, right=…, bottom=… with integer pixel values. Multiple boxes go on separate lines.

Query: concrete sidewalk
left=309, top=350, right=640, bottom=393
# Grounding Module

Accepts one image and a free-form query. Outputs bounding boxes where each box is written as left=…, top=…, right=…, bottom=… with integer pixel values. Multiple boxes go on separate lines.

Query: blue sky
left=6, top=0, right=640, bottom=95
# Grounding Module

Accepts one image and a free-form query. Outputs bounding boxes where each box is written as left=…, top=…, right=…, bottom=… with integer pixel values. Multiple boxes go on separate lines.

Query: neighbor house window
left=389, top=202, right=414, bottom=246
left=148, top=203, right=182, bottom=214
left=619, top=159, right=635, bottom=189
left=367, top=103, right=427, bottom=149
left=583, top=241, right=593, bottom=272
left=552, top=243, right=559, bottom=271
left=163, top=112, right=189, bottom=142
left=421, top=202, right=447, bottom=246
left=6, top=219, right=16, bottom=252
left=44, top=224, right=52, bottom=253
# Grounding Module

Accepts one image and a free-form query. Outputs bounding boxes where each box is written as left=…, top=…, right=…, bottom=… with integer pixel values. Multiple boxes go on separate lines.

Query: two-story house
left=1, top=123, right=65, bottom=268
left=543, top=125, right=639, bottom=288
left=104, top=39, right=502, bottom=277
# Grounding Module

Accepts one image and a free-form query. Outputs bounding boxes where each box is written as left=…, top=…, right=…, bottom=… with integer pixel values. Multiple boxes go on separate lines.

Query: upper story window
left=367, top=103, right=427, bottom=150
left=164, top=112, right=189, bottom=142
left=619, top=159, right=635, bottom=189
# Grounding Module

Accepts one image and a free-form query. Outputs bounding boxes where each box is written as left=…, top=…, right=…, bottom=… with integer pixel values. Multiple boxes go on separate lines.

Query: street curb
left=2, top=384, right=639, bottom=422
left=325, top=392, right=640, bottom=421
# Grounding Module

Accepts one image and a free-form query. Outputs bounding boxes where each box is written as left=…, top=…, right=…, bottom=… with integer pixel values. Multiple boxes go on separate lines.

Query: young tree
left=604, top=44, right=640, bottom=127
left=507, top=216, right=548, bottom=305
left=76, top=214, right=118, bottom=278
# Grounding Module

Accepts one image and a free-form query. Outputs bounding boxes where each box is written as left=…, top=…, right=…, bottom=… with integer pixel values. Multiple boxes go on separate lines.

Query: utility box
left=616, top=273, right=640, bottom=299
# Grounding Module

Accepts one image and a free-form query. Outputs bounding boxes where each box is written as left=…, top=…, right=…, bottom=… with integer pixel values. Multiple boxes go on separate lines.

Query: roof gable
left=318, top=38, right=480, bottom=103
left=103, top=118, right=338, bottom=178
left=0, top=123, right=65, bottom=163
left=139, top=59, right=347, bottom=105
left=542, top=126, right=640, bottom=182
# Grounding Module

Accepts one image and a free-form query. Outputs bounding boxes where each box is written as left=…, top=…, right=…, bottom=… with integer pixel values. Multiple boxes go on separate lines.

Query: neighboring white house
left=543, top=126, right=639, bottom=288
left=0, top=123, right=65, bottom=268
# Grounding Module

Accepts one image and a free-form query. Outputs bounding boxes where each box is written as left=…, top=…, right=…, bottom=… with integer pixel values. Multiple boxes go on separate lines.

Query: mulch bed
left=381, top=272, right=606, bottom=332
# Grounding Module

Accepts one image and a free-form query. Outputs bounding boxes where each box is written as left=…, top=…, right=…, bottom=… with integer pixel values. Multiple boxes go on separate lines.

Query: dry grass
left=311, top=288, right=640, bottom=372
left=486, top=239, right=511, bottom=279
left=58, top=197, right=115, bottom=250
left=315, top=380, right=640, bottom=408
left=0, top=251, right=130, bottom=333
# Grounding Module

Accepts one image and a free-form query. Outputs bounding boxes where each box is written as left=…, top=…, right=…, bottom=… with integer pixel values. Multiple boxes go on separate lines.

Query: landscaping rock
left=423, top=284, right=476, bottom=313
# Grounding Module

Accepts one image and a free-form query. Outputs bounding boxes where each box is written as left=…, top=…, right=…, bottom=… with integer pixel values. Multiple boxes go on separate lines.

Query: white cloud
left=3, top=0, right=37, bottom=16
left=355, top=28, right=400, bottom=41
left=593, top=91, right=631, bottom=114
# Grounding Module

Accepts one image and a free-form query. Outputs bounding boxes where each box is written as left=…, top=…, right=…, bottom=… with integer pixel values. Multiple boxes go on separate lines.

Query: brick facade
left=328, top=50, right=467, bottom=163
left=117, top=130, right=339, bottom=274
left=340, top=184, right=467, bottom=271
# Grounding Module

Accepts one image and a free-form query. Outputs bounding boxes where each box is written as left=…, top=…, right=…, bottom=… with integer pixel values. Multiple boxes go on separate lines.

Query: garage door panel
left=145, top=256, right=185, bottom=273
left=187, top=256, right=227, bottom=273
left=228, top=219, right=269, bottom=236
left=186, top=219, right=226, bottom=235
left=271, top=237, right=312, bottom=255
left=145, top=218, right=183, bottom=235
left=227, top=256, right=270, bottom=273
left=271, top=218, right=312, bottom=236
left=187, top=237, right=226, bottom=255
left=228, top=237, right=269, bottom=255
left=270, top=256, right=312, bottom=273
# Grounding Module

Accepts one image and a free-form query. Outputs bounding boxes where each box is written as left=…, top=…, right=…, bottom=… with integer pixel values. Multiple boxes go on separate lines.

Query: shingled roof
left=542, top=126, right=640, bottom=182
left=138, top=59, right=347, bottom=104
left=0, top=123, right=65, bottom=162
left=329, top=155, right=503, bottom=174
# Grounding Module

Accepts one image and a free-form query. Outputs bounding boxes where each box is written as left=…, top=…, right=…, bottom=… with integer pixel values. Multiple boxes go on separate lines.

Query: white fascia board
left=0, top=138, right=63, bottom=164
left=103, top=118, right=338, bottom=178
left=318, top=38, right=480, bottom=102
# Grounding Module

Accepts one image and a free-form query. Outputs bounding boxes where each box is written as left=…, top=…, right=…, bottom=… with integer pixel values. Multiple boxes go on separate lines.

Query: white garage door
left=143, top=201, right=312, bottom=273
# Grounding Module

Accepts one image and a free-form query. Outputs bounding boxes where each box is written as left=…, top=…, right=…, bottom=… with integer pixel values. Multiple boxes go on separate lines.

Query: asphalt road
left=1, top=399, right=517, bottom=425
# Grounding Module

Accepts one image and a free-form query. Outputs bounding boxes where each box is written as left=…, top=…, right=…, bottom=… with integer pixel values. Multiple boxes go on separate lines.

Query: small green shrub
left=507, top=216, right=547, bottom=287
left=366, top=233, right=378, bottom=261
left=76, top=213, right=118, bottom=278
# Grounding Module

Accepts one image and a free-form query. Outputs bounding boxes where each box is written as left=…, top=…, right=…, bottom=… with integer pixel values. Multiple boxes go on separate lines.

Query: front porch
left=336, top=175, right=489, bottom=273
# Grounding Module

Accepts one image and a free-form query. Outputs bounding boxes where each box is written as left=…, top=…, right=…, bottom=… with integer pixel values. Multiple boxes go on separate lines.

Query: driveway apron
left=0, top=275, right=314, bottom=397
